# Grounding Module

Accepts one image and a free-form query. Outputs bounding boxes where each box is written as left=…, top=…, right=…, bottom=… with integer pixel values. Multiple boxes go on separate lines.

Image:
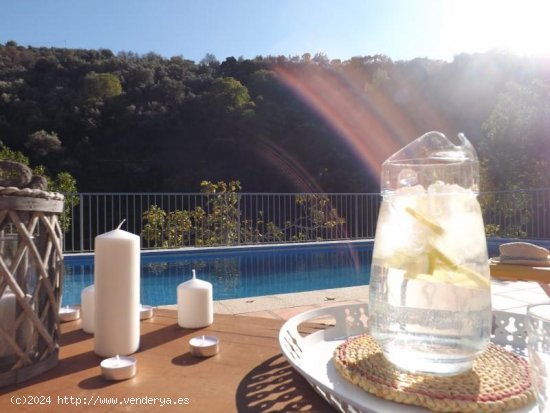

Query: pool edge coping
left=63, top=238, right=375, bottom=259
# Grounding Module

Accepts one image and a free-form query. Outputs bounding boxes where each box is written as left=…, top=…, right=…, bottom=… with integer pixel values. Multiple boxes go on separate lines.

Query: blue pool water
left=62, top=241, right=373, bottom=306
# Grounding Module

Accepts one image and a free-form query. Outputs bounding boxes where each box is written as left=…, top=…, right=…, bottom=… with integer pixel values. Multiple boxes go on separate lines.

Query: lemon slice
left=435, top=268, right=489, bottom=289
left=385, top=250, right=433, bottom=277
left=404, top=207, right=445, bottom=236
left=404, top=267, right=489, bottom=289
left=387, top=206, right=489, bottom=289
left=403, top=272, right=434, bottom=282
left=404, top=269, right=463, bottom=285
left=401, top=247, right=490, bottom=290
left=428, top=246, right=490, bottom=290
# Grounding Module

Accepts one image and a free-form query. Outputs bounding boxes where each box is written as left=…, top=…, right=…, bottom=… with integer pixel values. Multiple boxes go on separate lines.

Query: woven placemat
left=333, top=334, right=534, bottom=412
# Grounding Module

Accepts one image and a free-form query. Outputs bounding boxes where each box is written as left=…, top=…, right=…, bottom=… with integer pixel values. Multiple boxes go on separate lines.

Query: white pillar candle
left=94, top=223, right=140, bottom=357
left=177, top=269, right=213, bottom=328
left=81, top=285, right=95, bottom=334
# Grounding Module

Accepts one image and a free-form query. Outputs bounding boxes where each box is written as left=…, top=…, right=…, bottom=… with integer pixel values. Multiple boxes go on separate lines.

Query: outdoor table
left=0, top=309, right=330, bottom=413
left=490, top=261, right=550, bottom=296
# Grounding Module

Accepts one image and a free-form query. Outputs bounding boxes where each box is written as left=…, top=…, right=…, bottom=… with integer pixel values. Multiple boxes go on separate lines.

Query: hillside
left=1, top=42, right=549, bottom=192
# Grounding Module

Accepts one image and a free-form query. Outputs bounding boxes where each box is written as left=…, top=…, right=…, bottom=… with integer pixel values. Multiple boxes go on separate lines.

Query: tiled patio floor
left=208, top=279, right=549, bottom=320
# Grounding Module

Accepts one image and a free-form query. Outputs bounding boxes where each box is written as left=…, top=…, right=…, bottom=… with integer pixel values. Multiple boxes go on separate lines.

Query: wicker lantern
left=0, top=187, right=64, bottom=386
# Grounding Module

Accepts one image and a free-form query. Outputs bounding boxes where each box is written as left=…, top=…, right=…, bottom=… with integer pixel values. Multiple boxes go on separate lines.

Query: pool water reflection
left=62, top=242, right=373, bottom=306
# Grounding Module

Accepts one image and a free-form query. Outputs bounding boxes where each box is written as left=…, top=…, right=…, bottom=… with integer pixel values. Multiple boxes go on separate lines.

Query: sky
left=1, top=0, right=550, bottom=63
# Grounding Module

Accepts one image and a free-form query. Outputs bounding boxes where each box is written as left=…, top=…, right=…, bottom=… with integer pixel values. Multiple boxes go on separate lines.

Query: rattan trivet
left=333, top=334, right=534, bottom=412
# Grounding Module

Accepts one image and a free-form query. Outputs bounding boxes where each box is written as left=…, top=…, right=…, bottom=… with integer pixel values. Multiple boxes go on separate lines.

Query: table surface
left=0, top=310, right=332, bottom=413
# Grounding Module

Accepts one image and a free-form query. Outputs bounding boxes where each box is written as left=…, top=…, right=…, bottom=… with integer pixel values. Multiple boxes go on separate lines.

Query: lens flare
left=272, top=63, right=452, bottom=183
left=255, top=139, right=324, bottom=193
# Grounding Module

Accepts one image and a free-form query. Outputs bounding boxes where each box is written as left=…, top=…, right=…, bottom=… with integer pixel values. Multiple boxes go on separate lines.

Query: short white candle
left=189, top=335, right=219, bottom=357
left=0, top=290, right=15, bottom=357
left=177, top=269, right=213, bottom=328
left=59, top=305, right=80, bottom=322
left=139, top=304, right=153, bottom=320
left=100, top=355, right=137, bottom=380
left=81, top=285, right=95, bottom=334
left=94, top=222, right=140, bottom=357
left=0, top=289, right=34, bottom=357
left=0, top=287, right=35, bottom=357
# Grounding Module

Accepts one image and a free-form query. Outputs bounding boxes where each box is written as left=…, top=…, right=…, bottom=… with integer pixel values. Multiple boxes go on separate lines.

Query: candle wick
left=116, top=354, right=120, bottom=361
left=116, top=219, right=127, bottom=230
left=201, top=335, right=205, bottom=345
left=192, top=269, right=196, bottom=279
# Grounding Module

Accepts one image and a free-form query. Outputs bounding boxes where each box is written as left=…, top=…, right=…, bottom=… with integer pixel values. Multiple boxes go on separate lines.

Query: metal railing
left=61, top=189, right=550, bottom=253
left=479, top=188, right=550, bottom=240
left=62, top=193, right=381, bottom=252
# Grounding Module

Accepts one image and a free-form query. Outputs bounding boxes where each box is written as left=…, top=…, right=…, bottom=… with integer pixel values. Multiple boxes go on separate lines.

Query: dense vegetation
left=1, top=41, right=549, bottom=193
left=141, top=180, right=346, bottom=248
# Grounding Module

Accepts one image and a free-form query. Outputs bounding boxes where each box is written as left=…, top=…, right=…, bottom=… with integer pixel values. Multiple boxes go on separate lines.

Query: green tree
left=142, top=205, right=166, bottom=247
left=0, top=146, right=30, bottom=165
left=25, top=130, right=62, bottom=158
left=142, top=206, right=195, bottom=248
left=206, top=77, right=254, bottom=114
left=141, top=181, right=347, bottom=248
left=0, top=145, right=78, bottom=231
left=481, top=80, right=550, bottom=190
left=83, top=72, right=122, bottom=100
left=479, top=80, right=550, bottom=238
left=195, top=180, right=242, bottom=245
left=50, top=172, right=78, bottom=231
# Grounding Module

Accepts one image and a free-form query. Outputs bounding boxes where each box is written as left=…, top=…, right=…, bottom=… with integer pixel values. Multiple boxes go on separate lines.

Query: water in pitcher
left=368, top=132, right=491, bottom=376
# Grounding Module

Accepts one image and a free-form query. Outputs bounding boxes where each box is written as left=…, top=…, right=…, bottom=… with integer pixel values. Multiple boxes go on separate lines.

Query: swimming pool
left=62, top=241, right=374, bottom=306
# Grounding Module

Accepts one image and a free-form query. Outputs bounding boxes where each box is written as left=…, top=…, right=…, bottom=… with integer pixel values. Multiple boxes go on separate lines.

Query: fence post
left=79, top=194, right=84, bottom=252
left=354, top=195, right=359, bottom=238
left=237, top=193, right=241, bottom=245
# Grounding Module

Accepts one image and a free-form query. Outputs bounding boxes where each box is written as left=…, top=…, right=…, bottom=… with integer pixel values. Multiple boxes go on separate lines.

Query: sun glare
left=495, top=1, right=550, bottom=56
left=443, top=0, right=550, bottom=58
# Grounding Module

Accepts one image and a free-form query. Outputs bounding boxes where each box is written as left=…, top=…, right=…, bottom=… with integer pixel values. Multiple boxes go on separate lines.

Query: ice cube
left=398, top=168, right=418, bottom=187
left=427, top=182, right=469, bottom=195
left=394, top=184, right=426, bottom=196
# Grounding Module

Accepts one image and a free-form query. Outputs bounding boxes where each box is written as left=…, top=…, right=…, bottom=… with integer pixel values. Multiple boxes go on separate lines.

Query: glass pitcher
left=368, top=131, right=491, bottom=376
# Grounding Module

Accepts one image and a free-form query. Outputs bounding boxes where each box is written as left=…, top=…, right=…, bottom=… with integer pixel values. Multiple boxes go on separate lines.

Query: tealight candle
left=140, top=304, right=153, bottom=320
left=189, top=335, right=219, bottom=357
left=100, top=355, right=137, bottom=380
left=59, top=305, right=80, bottom=322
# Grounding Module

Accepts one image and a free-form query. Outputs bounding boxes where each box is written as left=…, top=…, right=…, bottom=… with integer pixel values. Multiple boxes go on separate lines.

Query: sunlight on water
left=62, top=243, right=372, bottom=306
